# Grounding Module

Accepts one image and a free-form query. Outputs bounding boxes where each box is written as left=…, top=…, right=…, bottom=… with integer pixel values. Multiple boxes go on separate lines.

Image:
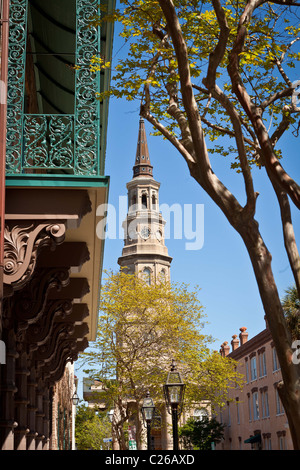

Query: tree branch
left=158, top=0, right=244, bottom=222
left=227, top=0, right=300, bottom=209
left=203, top=0, right=230, bottom=89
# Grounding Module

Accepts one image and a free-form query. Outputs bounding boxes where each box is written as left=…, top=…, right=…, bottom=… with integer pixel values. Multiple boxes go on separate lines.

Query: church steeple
left=132, top=117, right=153, bottom=178
left=118, top=117, right=172, bottom=280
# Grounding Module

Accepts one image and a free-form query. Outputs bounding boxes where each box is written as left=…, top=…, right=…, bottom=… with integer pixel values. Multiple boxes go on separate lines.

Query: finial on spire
left=132, top=117, right=153, bottom=178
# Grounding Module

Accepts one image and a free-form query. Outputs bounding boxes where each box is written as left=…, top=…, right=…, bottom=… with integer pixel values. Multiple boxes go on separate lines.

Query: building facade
left=216, top=326, right=293, bottom=450
left=51, top=362, right=77, bottom=450
left=0, top=0, right=115, bottom=450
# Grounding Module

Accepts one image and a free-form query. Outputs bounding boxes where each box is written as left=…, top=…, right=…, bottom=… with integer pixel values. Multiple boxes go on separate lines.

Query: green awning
left=244, top=434, right=261, bottom=444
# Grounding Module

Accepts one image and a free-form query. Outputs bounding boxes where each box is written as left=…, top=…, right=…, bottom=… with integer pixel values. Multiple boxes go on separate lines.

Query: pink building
left=215, top=326, right=293, bottom=450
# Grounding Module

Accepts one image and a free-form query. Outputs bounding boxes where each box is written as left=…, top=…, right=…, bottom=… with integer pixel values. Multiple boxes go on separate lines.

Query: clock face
left=140, top=226, right=151, bottom=239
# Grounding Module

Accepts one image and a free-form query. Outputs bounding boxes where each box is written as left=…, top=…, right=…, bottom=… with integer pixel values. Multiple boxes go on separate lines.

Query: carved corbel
left=3, top=221, right=66, bottom=294
left=40, top=324, right=89, bottom=384
left=34, top=321, right=77, bottom=368
left=13, top=267, right=70, bottom=333
left=25, top=299, right=73, bottom=352
left=46, top=336, right=88, bottom=386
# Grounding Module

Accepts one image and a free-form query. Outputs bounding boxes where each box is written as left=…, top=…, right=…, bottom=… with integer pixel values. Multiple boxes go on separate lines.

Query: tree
left=94, top=0, right=300, bottom=448
left=75, top=403, right=112, bottom=450
left=282, top=285, right=300, bottom=341
left=80, top=270, right=242, bottom=450
left=179, top=415, right=224, bottom=450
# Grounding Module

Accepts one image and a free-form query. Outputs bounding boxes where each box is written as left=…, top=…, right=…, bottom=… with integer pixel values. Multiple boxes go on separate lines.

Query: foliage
left=91, top=0, right=300, bottom=447
left=94, top=0, right=300, bottom=170
left=79, top=270, right=243, bottom=447
left=179, top=415, right=225, bottom=450
left=81, top=270, right=242, bottom=407
left=282, top=285, right=300, bottom=341
left=75, top=403, right=112, bottom=450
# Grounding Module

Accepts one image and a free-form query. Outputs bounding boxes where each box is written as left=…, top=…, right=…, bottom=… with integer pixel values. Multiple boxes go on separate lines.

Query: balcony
left=4, top=0, right=115, bottom=342
left=5, top=0, right=113, bottom=187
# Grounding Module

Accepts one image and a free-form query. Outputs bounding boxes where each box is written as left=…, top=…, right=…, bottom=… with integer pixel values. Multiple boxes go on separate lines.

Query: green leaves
left=75, top=404, right=112, bottom=450
left=92, top=0, right=299, bottom=172
left=79, top=270, right=242, bottom=415
left=179, top=415, right=225, bottom=450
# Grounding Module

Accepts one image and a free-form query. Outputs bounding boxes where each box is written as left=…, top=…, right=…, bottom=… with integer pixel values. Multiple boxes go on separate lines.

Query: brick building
left=50, top=362, right=77, bottom=450
left=215, top=326, right=293, bottom=450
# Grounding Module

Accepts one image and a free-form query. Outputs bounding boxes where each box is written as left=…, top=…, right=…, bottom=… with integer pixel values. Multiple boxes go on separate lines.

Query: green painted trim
left=5, top=174, right=110, bottom=188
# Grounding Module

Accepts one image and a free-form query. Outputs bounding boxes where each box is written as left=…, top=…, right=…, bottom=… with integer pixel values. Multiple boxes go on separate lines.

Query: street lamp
left=71, top=392, right=79, bottom=406
left=141, top=390, right=155, bottom=450
left=163, top=359, right=185, bottom=450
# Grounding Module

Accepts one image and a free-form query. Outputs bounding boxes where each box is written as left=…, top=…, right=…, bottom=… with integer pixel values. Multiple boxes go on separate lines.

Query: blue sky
left=75, top=14, right=300, bottom=398
left=102, top=97, right=299, bottom=350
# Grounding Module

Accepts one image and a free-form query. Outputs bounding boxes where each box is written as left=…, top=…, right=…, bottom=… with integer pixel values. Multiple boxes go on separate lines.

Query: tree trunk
left=238, top=218, right=300, bottom=449
left=269, top=172, right=300, bottom=296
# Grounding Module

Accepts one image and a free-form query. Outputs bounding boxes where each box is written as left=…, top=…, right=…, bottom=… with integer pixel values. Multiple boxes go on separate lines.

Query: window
left=159, top=269, right=166, bottom=283
left=261, top=390, right=270, bottom=418
left=278, top=434, right=286, bottom=450
left=259, top=351, right=267, bottom=377
left=248, top=394, right=252, bottom=422
left=275, top=389, right=284, bottom=415
left=143, top=268, right=151, bottom=285
left=236, top=399, right=240, bottom=425
left=252, top=391, right=260, bottom=420
left=227, top=402, right=231, bottom=426
left=272, top=347, right=280, bottom=371
left=250, top=356, right=257, bottom=381
left=141, top=194, right=147, bottom=208
left=193, top=408, right=208, bottom=421
left=264, top=435, right=272, bottom=450
left=245, top=360, right=249, bottom=383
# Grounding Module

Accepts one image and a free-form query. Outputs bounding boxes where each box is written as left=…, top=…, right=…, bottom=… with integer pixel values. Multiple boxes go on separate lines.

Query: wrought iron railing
left=22, top=114, right=75, bottom=172
left=6, top=0, right=104, bottom=178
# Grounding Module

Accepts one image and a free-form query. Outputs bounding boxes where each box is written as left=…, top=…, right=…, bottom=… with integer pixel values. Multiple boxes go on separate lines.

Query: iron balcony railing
left=5, top=0, right=112, bottom=181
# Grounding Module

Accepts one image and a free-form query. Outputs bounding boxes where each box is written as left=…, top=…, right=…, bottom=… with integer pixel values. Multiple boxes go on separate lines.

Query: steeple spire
left=132, top=117, right=153, bottom=178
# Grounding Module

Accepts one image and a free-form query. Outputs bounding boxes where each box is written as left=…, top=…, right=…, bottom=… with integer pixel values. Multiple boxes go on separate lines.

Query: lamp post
left=71, top=392, right=79, bottom=406
left=141, top=390, right=155, bottom=450
left=163, top=360, right=185, bottom=450
left=107, top=409, right=114, bottom=450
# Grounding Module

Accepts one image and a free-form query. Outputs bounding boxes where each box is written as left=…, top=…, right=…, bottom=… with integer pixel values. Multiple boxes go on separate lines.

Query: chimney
left=231, top=334, right=239, bottom=351
left=220, top=341, right=230, bottom=357
left=239, top=327, right=248, bottom=345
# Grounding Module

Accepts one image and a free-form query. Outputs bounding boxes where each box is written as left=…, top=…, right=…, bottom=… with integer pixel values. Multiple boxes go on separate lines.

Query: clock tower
left=118, top=117, right=172, bottom=282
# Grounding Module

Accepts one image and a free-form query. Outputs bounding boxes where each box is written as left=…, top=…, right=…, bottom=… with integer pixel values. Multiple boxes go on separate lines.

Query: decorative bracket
left=3, top=221, right=66, bottom=294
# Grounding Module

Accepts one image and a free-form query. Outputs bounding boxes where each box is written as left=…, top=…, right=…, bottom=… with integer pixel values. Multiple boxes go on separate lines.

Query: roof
left=228, top=328, right=272, bottom=360
left=132, top=118, right=153, bottom=178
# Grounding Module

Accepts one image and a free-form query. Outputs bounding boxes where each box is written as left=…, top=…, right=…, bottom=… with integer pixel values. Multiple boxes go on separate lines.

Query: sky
left=75, top=13, right=300, bottom=400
